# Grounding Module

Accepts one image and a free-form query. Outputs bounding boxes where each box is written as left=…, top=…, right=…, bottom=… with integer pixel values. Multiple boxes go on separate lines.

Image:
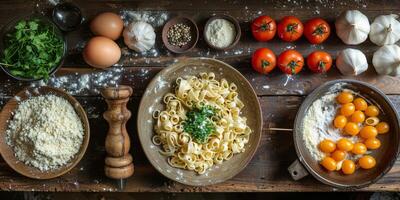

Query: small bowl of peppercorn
left=162, top=16, right=199, bottom=54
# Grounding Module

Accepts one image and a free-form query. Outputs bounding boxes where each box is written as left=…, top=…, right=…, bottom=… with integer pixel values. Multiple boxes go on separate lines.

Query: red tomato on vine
left=251, top=48, right=277, bottom=74
left=277, top=49, right=304, bottom=75
left=277, top=16, right=303, bottom=42
left=251, top=16, right=276, bottom=42
left=304, top=18, right=331, bottom=44
left=307, top=51, right=333, bottom=73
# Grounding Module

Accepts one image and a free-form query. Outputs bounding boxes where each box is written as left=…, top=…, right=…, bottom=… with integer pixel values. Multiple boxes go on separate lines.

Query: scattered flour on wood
left=47, top=0, right=60, bottom=5
left=120, top=10, right=168, bottom=27
left=30, top=67, right=124, bottom=95
left=6, top=95, right=84, bottom=171
left=273, top=0, right=368, bottom=13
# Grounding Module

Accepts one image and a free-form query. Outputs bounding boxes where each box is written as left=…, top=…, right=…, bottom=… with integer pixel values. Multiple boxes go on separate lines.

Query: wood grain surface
left=0, top=0, right=399, bottom=192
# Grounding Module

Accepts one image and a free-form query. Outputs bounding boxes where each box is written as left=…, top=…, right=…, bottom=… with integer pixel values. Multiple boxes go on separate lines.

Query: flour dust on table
left=30, top=67, right=124, bottom=95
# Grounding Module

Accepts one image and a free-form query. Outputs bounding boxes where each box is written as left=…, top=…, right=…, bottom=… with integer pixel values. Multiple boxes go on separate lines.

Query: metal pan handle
left=288, top=159, right=309, bottom=180
left=267, top=128, right=309, bottom=180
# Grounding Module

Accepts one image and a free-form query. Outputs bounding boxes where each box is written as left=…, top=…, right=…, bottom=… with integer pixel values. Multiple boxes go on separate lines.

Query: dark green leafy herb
left=183, top=105, right=216, bottom=143
left=0, top=19, right=63, bottom=79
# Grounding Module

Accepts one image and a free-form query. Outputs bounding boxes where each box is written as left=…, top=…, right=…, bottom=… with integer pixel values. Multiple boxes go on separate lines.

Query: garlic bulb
left=372, top=44, right=400, bottom=76
left=369, top=14, right=400, bottom=46
left=123, top=21, right=155, bottom=52
left=335, top=10, right=370, bottom=45
left=336, top=48, right=368, bottom=76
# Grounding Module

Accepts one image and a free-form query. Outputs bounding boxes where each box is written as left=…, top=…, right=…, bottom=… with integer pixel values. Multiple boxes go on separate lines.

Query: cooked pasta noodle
left=153, top=72, right=251, bottom=174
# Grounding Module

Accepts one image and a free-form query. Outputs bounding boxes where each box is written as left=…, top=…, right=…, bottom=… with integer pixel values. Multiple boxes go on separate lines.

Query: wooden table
left=0, top=0, right=400, bottom=192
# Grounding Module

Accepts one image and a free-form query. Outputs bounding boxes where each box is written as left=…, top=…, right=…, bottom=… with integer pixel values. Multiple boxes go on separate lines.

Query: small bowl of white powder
left=204, top=15, right=241, bottom=50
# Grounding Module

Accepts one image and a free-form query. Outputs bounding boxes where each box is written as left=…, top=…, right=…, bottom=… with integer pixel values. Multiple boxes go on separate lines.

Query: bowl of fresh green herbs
left=0, top=15, right=66, bottom=81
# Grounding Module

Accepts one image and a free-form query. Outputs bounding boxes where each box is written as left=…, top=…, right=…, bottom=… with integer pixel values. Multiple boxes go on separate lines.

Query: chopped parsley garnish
left=183, top=105, right=216, bottom=143
left=0, top=19, right=64, bottom=79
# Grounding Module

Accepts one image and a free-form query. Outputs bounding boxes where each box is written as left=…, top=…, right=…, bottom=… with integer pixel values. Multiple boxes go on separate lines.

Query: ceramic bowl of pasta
left=137, top=57, right=262, bottom=186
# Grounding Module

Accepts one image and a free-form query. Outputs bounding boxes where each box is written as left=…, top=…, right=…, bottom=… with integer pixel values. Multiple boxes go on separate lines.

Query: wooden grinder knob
left=101, top=85, right=134, bottom=180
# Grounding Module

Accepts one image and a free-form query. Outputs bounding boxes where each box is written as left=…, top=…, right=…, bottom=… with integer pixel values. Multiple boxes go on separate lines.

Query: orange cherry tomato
left=251, top=15, right=276, bottom=42
left=364, top=138, right=381, bottom=150
left=319, top=139, right=336, bottom=153
left=352, top=143, right=367, bottom=155
left=337, top=92, right=354, bottom=104
left=251, top=48, right=277, bottom=74
left=341, top=160, right=356, bottom=175
left=331, top=150, right=346, bottom=161
left=277, top=16, right=303, bottom=42
left=334, top=115, right=347, bottom=129
left=344, top=122, right=360, bottom=136
left=365, top=105, right=379, bottom=117
left=340, top=103, right=355, bottom=116
left=353, top=98, right=368, bottom=111
left=277, top=49, right=304, bottom=75
left=337, top=138, right=354, bottom=152
left=321, top=157, right=337, bottom=171
left=304, top=18, right=331, bottom=44
left=306, top=51, right=332, bottom=73
left=376, top=122, right=390, bottom=134
left=360, top=126, right=378, bottom=139
left=351, top=110, right=365, bottom=123
left=359, top=155, right=376, bottom=169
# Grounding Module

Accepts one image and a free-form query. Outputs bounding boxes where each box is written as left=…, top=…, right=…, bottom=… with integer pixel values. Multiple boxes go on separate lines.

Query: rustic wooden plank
left=0, top=0, right=400, bottom=193
left=0, top=1, right=399, bottom=97
left=0, top=0, right=399, bottom=98
left=0, top=95, right=399, bottom=192
left=1, top=66, right=400, bottom=97
left=0, top=0, right=399, bottom=67
left=56, top=7, right=400, bottom=67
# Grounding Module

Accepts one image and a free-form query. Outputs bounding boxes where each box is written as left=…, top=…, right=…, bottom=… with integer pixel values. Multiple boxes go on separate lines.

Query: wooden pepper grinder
left=101, top=85, right=134, bottom=191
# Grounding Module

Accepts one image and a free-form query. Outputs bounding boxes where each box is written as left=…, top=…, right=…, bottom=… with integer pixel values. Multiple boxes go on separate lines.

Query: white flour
left=302, top=93, right=342, bottom=161
left=30, top=67, right=124, bottom=95
left=6, top=95, right=84, bottom=171
left=302, top=83, right=361, bottom=161
left=205, top=19, right=236, bottom=48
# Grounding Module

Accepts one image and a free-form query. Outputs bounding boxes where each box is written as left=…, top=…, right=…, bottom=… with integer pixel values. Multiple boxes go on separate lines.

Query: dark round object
left=162, top=16, right=199, bottom=54
left=0, top=14, right=67, bottom=81
left=52, top=2, right=82, bottom=32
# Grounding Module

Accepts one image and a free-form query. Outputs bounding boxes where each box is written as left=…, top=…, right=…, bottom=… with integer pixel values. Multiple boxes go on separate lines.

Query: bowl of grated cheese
left=0, top=86, right=90, bottom=179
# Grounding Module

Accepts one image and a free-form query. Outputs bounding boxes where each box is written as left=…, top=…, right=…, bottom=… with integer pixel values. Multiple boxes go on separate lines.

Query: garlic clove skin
left=123, top=21, right=156, bottom=52
left=336, top=48, right=368, bottom=76
left=372, top=44, right=400, bottom=76
left=369, top=14, right=400, bottom=46
left=335, top=10, right=370, bottom=45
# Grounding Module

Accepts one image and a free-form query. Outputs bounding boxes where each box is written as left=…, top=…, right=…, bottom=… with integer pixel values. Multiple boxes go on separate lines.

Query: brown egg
left=90, top=12, right=123, bottom=40
left=83, top=36, right=121, bottom=68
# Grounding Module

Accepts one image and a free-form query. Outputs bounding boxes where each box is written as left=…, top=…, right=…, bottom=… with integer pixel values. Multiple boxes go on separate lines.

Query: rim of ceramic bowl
left=162, top=16, right=199, bottom=54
